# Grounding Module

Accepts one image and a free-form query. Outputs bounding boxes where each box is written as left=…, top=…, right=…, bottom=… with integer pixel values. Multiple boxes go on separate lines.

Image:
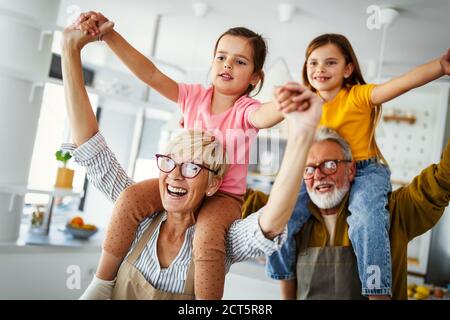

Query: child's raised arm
left=371, top=48, right=450, bottom=105
left=77, top=12, right=179, bottom=103
left=249, top=83, right=310, bottom=129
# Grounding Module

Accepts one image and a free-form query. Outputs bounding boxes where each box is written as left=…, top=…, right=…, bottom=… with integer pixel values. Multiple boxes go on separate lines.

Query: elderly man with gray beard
left=265, top=126, right=450, bottom=300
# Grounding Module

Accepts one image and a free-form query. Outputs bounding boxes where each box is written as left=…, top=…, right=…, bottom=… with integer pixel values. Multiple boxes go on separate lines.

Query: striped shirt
left=67, top=132, right=286, bottom=294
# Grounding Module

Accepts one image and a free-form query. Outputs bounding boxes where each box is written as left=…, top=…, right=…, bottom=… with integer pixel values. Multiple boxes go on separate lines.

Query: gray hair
left=314, top=126, right=353, bottom=161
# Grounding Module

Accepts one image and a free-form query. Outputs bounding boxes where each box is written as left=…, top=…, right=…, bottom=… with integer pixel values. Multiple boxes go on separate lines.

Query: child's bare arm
left=371, top=49, right=449, bottom=105
left=77, top=12, right=179, bottom=103
left=249, top=83, right=309, bottom=129
left=248, top=101, right=284, bottom=129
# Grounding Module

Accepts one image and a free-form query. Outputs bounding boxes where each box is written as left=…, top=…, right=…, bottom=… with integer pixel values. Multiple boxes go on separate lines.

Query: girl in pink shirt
left=75, top=12, right=303, bottom=299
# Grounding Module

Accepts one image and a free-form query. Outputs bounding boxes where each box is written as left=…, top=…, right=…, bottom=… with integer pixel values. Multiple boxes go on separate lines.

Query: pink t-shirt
left=177, top=83, right=261, bottom=195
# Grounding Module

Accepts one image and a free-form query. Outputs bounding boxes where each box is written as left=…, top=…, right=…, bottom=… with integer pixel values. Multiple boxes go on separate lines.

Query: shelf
left=0, top=185, right=83, bottom=197
left=0, top=65, right=45, bottom=83
left=46, top=77, right=175, bottom=118
left=0, top=65, right=174, bottom=117
left=383, top=114, right=416, bottom=125
left=0, top=185, right=83, bottom=238
left=0, top=8, right=60, bottom=32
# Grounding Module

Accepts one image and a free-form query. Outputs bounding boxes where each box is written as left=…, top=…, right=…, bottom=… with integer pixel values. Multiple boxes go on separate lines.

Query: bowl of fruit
left=66, top=216, right=98, bottom=239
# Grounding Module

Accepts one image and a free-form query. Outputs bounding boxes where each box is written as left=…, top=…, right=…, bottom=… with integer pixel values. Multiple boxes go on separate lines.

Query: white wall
left=56, top=0, right=450, bottom=82
left=81, top=100, right=137, bottom=228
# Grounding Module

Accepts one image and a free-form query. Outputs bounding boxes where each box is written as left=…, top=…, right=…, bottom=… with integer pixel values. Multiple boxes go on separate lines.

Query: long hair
left=302, top=34, right=387, bottom=165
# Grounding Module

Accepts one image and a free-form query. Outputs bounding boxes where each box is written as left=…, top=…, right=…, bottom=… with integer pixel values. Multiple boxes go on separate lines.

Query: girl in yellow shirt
left=267, top=33, right=450, bottom=299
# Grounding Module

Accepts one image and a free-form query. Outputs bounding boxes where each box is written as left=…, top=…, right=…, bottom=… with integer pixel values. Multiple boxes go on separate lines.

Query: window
left=25, top=82, right=98, bottom=205
left=133, top=117, right=167, bottom=181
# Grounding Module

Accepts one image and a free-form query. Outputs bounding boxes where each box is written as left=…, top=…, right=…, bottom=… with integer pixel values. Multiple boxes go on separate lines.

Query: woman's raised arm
left=61, top=22, right=114, bottom=146
left=259, top=86, right=323, bottom=238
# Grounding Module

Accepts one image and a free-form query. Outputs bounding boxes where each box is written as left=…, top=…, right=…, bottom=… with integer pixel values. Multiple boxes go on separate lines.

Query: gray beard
left=307, top=182, right=350, bottom=209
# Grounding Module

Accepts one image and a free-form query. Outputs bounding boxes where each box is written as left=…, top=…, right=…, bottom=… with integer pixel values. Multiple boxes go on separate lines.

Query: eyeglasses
left=304, top=159, right=352, bottom=180
left=155, top=154, right=218, bottom=179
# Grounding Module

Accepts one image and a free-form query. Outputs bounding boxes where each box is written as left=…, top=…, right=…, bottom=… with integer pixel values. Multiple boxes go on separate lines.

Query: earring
left=207, top=192, right=211, bottom=196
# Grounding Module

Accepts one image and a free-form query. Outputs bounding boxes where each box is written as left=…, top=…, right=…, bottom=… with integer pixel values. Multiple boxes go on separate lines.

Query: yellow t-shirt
left=319, top=84, right=377, bottom=161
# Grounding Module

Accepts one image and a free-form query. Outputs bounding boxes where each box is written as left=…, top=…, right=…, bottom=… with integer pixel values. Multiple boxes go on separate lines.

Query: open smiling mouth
left=315, top=183, right=334, bottom=193
left=219, top=73, right=233, bottom=80
left=167, top=184, right=188, bottom=198
left=314, top=76, right=330, bottom=82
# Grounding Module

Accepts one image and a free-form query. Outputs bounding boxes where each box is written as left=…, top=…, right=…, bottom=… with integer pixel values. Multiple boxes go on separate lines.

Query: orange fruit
left=81, top=224, right=97, bottom=230
left=70, top=216, right=84, bottom=226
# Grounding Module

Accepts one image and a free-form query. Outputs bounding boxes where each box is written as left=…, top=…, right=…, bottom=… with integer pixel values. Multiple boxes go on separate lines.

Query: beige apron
left=111, top=212, right=195, bottom=300
left=295, top=221, right=366, bottom=300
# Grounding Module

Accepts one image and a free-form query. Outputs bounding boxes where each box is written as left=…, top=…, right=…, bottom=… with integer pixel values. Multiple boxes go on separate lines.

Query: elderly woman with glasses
left=61, top=22, right=324, bottom=299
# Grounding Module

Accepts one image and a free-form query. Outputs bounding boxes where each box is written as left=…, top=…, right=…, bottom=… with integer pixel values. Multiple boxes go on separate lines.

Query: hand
left=283, top=85, right=323, bottom=132
left=274, top=82, right=312, bottom=113
left=75, top=12, right=113, bottom=40
left=62, top=18, right=114, bottom=51
left=440, top=48, right=450, bottom=76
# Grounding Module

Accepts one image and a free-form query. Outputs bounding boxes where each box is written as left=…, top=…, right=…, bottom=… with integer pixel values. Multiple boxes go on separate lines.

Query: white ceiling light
left=379, top=7, right=399, bottom=27
left=192, top=2, right=209, bottom=18
left=376, top=7, right=400, bottom=80
left=278, top=3, right=296, bottom=23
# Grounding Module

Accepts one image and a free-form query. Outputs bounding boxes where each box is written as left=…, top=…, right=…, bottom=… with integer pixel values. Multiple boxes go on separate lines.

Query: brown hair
left=213, top=27, right=267, bottom=96
left=302, top=33, right=387, bottom=165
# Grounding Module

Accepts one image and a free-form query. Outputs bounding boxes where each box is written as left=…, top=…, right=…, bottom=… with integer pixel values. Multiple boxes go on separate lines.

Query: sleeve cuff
left=248, top=207, right=288, bottom=255
left=72, top=132, right=108, bottom=162
left=246, top=104, right=262, bottom=129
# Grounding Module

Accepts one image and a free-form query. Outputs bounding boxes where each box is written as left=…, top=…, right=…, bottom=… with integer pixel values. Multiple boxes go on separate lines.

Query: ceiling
left=57, top=0, right=450, bottom=82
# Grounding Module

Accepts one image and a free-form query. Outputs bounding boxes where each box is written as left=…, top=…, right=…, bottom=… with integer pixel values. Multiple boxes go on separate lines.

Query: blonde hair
left=302, top=33, right=387, bottom=165
left=164, top=129, right=229, bottom=181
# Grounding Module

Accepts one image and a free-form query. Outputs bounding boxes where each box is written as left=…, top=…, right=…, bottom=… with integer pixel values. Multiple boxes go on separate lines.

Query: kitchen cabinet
left=0, top=231, right=101, bottom=299
left=224, top=259, right=280, bottom=300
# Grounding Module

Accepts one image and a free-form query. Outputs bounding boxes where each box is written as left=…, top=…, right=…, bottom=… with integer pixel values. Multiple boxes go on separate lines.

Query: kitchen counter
left=0, top=223, right=103, bottom=253
left=0, top=223, right=103, bottom=299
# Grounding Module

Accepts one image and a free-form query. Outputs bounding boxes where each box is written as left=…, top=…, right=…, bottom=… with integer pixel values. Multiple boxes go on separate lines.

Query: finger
left=80, top=21, right=91, bottom=35
left=79, top=24, right=90, bottom=33
left=277, top=94, right=294, bottom=109
left=86, top=19, right=99, bottom=36
left=274, top=86, right=289, bottom=97
left=97, top=21, right=115, bottom=40
left=291, top=90, right=314, bottom=103
left=81, top=21, right=98, bottom=36
left=281, top=102, right=301, bottom=113
left=89, top=14, right=99, bottom=21
left=297, top=101, right=310, bottom=111
left=279, top=96, right=297, bottom=109
left=281, top=82, right=305, bottom=93
left=277, top=91, right=292, bottom=102
left=83, top=11, right=97, bottom=18
left=96, top=12, right=109, bottom=24
left=77, top=11, right=96, bottom=24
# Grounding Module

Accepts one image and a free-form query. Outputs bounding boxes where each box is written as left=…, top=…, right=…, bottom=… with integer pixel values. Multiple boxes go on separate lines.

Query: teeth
left=168, top=185, right=187, bottom=194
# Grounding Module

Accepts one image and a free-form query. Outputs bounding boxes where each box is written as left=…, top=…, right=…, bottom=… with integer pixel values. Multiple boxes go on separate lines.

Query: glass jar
left=30, top=204, right=45, bottom=229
